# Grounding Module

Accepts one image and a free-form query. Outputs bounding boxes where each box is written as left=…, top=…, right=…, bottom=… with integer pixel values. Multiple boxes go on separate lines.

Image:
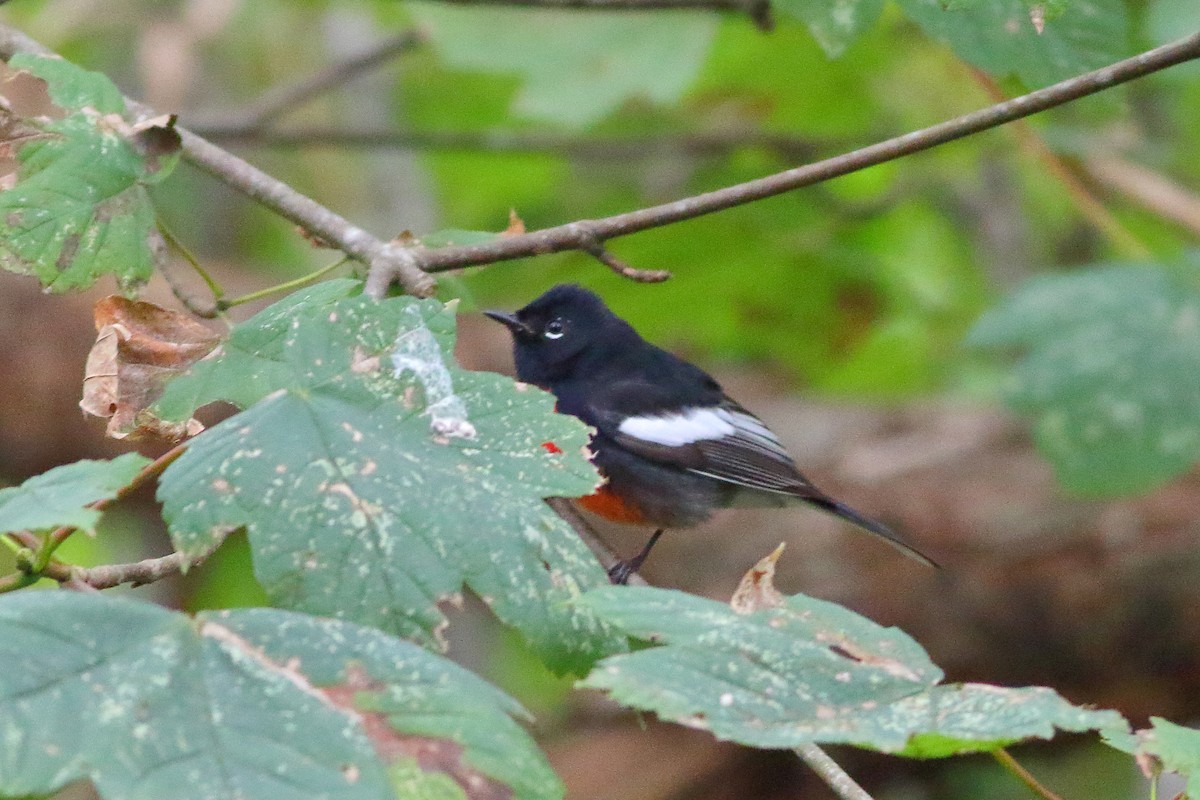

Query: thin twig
left=0, top=24, right=436, bottom=298
left=794, top=743, right=875, bottom=800
left=217, top=255, right=349, bottom=310
left=190, top=125, right=823, bottom=161
left=969, top=68, right=1151, bottom=260
left=157, top=218, right=223, bottom=318
left=400, top=32, right=1200, bottom=279
left=576, top=227, right=671, bottom=282
left=992, top=748, right=1065, bottom=800
left=418, top=0, right=773, bottom=31
left=42, top=532, right=230, bottom=590
left=192, top=30, right=424, bottom=133
left=43, top=444, right=188, bottom=553
left=1085, top=154, right=1200, bottom=237
left=545, top=497, right=648, bottom=587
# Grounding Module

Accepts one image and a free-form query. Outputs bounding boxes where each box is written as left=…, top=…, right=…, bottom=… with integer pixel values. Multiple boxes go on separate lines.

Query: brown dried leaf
left=502, top=208, right=526, bottom=236
left=1029, top=4, right=1046, bottom=34
left=80, top=296, right=219, bottom=440
left=729, top=542, right=786, bottom=614
left=323, top=665, right=512, bottom=800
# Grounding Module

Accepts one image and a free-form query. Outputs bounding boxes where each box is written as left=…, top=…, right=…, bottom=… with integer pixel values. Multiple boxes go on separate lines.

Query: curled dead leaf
left=80, top=296, right=220, bottom=440
left=127, top=113, right=181, bottom=173
left=730, top=542, right=786, bottom=614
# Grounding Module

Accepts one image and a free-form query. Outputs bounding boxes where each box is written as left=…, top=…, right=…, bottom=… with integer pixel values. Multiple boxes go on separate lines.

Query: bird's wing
left=588, top=382, right=816, bottom=496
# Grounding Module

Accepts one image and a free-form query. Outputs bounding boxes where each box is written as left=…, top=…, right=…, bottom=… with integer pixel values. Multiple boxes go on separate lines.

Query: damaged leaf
left=0, top=54, right=181, bottom=293
left=158, top=287, right=621, bottom=673
left=0, top=592, right=561, bottom=800
left=0, top=453, right=149, bottom=535
left=81, top=296, right=220, bottom=440
left=1110, top=717, right=1200, bottom=795
left=578, top=561, right=1126, bottom=754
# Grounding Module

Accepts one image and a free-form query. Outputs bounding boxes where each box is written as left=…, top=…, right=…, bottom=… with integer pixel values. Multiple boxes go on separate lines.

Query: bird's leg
left=607, top=529, right=664, bottom=585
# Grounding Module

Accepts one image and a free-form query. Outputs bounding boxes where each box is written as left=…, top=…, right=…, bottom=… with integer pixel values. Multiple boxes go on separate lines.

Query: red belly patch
left=577, top=485, right=647, bottom=524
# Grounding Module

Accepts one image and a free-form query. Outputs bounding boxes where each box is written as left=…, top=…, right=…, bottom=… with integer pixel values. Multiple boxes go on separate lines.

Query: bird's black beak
left=484, top=310, right=534, bottom=338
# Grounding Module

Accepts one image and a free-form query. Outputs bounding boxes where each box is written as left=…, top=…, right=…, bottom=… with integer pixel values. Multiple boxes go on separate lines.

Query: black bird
left=486, top=284, right=937, bottom=583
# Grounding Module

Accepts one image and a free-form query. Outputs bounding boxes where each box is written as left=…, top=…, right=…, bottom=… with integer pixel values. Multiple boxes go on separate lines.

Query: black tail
left=806, top=495, right=940, bottom=569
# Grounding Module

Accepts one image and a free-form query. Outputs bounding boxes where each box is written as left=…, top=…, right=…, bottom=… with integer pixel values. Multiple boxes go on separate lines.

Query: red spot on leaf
left=541, top=441, right=563, bottom=455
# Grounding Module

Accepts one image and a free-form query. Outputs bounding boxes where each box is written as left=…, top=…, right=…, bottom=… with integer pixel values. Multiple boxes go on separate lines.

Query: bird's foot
left=606, top=529, right=664, bottom=585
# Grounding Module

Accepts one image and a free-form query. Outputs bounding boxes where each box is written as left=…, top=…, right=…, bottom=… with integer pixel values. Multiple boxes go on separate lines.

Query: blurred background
left=1, top=0, right=1198, bottom=797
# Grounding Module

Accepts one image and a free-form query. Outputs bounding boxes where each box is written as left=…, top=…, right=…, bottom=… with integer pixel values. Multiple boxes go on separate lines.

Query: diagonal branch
left=189, top=124, right=824, bottom=161
left=0, top=24, right=436, bottom=298
left=384, top=31, right=1200, bottom=284
left=419, top=0, right=774, bottom=31
left=190, top=30, right=424, bottom=134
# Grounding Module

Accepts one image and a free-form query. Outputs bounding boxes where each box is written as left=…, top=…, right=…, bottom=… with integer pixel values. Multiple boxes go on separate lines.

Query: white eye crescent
left=544, top=318, right=565, bottom=339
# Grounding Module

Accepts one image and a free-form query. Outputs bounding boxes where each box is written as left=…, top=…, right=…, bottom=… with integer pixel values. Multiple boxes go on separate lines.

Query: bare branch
left=794, top=744, right=876, bottom=800
left=418, top=0, right=773, bottom=31
left=404, top=32, right=1200, bottom=278
left=969, top=67, right=1151, bottom=260
left=43, top=532, right=230, bottom=590
left=576, top=226, right=671, bottom=282
left=0, top=24, right=436, bottom=298
left=190, top=125, right=823, bottom=161
left=190, top=30, right=424, bottom=133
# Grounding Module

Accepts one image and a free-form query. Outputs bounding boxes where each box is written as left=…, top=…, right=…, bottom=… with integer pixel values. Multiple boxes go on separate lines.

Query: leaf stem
left=992, top=747, right=1064, bottom=800
left=0, top=571, right=39, bottom=594
left=794, top=744, right=875, bottom=800
left=215, top=256, right=349, bottom=311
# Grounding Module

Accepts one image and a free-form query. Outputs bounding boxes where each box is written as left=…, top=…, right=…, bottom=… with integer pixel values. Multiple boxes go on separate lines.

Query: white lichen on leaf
left=392, top=303, right=476, bottom=440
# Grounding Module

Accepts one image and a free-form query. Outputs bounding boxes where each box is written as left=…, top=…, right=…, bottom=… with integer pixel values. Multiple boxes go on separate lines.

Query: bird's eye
left=544, top=318, right=565, bottom=339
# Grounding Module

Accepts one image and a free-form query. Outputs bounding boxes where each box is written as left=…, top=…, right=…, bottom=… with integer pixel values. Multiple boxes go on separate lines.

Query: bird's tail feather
left=806, top=495, right=939, bottom=569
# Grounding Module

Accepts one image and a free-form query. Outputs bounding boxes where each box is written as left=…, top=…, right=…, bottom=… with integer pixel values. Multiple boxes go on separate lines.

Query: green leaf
left=578, top=586, right=1125, bottom=754
left=1133, top=718, right=1200, bottom=793
left=0, top=453, right=150, bottom=535
left=774, top=0, right=885, bottom=57
left=158, top=289, right=621, bottom=673
left=896, top=0, right=1130, bottom=88
left=0, top=54, right=180, bottom=293
left=155, top=278, right=363, bottom=419
left=0, top=592, right=561, bottom=800
left=408, top=5, right=717, bottom=127
left=967, top=264, right=1200, bottom=495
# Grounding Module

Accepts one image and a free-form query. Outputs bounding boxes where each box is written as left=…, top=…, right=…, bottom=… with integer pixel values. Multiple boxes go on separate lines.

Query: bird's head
left=485, top=284, right=635, bottom=386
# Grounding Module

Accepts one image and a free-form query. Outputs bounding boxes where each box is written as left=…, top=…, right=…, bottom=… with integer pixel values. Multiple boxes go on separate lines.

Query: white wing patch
left=618, top=407, right=736, bottom=446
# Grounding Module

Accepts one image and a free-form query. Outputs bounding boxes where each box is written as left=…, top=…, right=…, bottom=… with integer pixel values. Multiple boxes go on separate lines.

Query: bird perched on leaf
left=486, top=284, right=937, bottom=583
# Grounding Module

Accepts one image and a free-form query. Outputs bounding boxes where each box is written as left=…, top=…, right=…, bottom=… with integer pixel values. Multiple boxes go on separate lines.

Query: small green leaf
left=409, top=6, right=716, bottom=127
left=774, top=0, right=885, bottom=57
left=0, top=453, right=150, bottom=535
left=155, top=278, right=363, bottom=419
left=578, top=586, right=1126, bottom=754
left=158, top=289, right=622, bottom=673
left=0, top=593, right=562, bottom=800
left=967, top=264, right=1200, bottom=495
left=0, top=54, right=180, bottom=293
left=896, top=0, right=1130, bottom=88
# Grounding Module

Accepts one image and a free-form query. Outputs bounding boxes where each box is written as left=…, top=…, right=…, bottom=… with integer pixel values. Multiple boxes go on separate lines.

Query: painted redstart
left=486, top=284, right=937, bottom=583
